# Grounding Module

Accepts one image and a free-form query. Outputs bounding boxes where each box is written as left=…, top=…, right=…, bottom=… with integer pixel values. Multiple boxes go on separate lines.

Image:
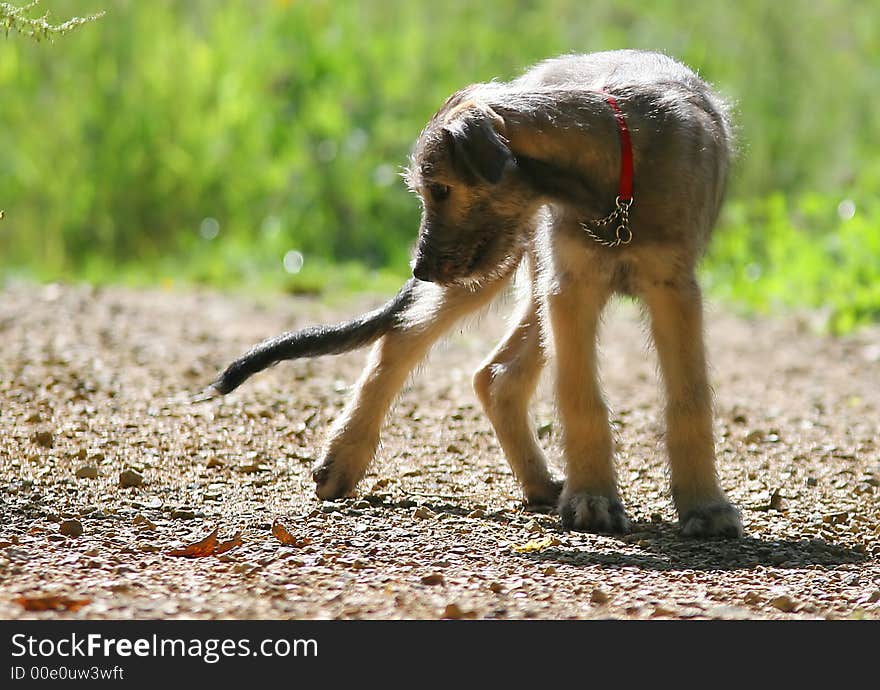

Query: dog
left=202, top=50, right=743, bottom=538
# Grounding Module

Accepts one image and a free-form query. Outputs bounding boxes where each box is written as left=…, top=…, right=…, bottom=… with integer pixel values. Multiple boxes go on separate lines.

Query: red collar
left=602, top=93, right=634, bottom=203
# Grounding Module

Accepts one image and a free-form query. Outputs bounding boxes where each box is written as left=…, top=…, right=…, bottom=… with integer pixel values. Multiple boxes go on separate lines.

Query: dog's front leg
left=313, top=277, right=509, bottom=499
left=546, top=255, right=630, bottom=533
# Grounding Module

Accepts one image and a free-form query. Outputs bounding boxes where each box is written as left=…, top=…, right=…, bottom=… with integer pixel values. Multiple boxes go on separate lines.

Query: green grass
left=1, top=0, right=878, bottom=331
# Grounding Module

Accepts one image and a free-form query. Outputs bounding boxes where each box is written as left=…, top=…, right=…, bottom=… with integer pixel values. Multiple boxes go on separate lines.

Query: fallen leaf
left=16, top=595, right=90, bottom=612
left=214, top=530, right=243, bottom=555
left=272, top=519, right=311, bottom=547
left=166, top=527, right=219, bottom=557
left=511, top=536, right=561, bottom=553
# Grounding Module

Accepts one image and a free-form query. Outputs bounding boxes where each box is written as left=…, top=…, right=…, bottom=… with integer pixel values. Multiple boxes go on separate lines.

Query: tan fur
left=311, top=51, right=742, bottom=538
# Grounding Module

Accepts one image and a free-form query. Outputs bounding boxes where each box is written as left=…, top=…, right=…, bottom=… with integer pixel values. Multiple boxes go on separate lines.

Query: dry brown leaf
left=214, top=530, right=243, bottom=555
left=16, top=595, right=91, bottom=612
left=272, top=519, right=311, bottom=547
left=166, top=526, right=219, bottom=557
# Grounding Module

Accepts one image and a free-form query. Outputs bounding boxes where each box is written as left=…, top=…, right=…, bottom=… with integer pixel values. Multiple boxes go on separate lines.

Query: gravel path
left=1, top=281, right=878, bottom=619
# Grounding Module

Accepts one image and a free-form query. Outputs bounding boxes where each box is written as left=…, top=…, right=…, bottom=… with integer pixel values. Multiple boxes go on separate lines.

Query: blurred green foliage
left=0, top=0, right=878, bottom=327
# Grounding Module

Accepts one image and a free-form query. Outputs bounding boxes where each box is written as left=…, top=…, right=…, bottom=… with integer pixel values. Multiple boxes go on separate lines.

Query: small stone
left=769, top=488, right=784, bottom=511
left=206, top=457, right=225, bottom=468
left=132, top=514, right=157, bottom=530
left=822, top=511, right=849, bottom=524
left=590, top=588, right=610, bottom=604
left=652, top=605, right=676, bottom=617
left=413, top=506, right=435, bottom=520
left=542, top=566, right=557, bottom=576
left=488, top=582, right=505, bottom=594
left=32, top=429, right=54, bottom=448
left=524, top=519, right=543, bottom=534
left=75, top=465, right=99, bottom=479
left=59, top=519, right=83, bottom=538
left=442, top=603, right=475, bottom=619
left=421, top=573, right=445, bottom=586
left=467, top=508, right=485, bottom=519
left=744, top=430, right=764, bottom=444
left=171, top=509, right=196, bottom=520
left=770, top=594, right=799, bottom=613
left=119, top=469, right=144, bottom=488
left=446, top=444, right=462, bottom=454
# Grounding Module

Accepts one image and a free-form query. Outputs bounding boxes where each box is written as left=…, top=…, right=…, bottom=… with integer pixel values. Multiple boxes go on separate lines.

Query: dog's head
left=405, top=89, right=538, bottom=285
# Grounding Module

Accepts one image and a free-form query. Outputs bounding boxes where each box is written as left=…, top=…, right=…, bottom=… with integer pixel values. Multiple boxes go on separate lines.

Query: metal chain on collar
left=581, top=196, right=633, bottom=248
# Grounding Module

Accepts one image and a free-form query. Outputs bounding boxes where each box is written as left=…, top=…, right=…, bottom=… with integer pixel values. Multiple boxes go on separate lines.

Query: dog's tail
left=195, top=279, right=416, bottom=400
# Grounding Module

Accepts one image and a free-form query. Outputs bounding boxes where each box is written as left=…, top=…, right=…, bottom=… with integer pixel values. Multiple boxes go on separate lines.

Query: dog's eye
left=427, top=184, right=451, bottom=202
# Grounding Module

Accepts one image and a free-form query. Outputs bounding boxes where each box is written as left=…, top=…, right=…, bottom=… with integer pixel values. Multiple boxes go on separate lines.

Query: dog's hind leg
left=313, top=275, right=511, bottom=499
left=473, top=263, right=560, bottom=506
left=640, top=270, right=743, bottom=538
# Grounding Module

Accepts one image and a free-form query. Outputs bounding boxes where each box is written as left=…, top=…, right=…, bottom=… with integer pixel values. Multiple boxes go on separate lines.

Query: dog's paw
left=523, top=478, right=564, bottom=508
left=558, top=490, right=630, bottom=534
left=679, top=501, right=743, bottom=539
left=311, top=456, right=358, bottom=500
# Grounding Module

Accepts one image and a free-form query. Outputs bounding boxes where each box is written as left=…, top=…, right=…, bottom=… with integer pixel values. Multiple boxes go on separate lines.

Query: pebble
left=442, top=603, right=475, bottom=619
left=744, top=430, right=764, bottom=444
left=59, top=519, right=83, bottom=538
left=769, top=488, right=785, bottom=511
left=413, top=506, right=435, bottom=520
left=171, top=509, right=196, bottom=520
left=488, top=582, right=505, bottom=594
left=119, top=469, right=144, bottom=488
left=132, top=514, right=157, bottom=530
left=770, top=594, right=799, bottom=612
left=421, top=573, right=445, bottom=586
left=75, top=465, right=99, bottom=479
left=652, top=605, right=676, bottom=617
left=524, top=519, right=543, bottom=534
left=32, top=429, right=54, bottom=448
left=467, top=508, right=485, bottom=518
left=590, top=588, right=610, bottom=604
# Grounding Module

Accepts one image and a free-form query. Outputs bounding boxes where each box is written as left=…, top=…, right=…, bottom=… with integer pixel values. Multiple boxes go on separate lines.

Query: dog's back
left=511, top=50, right=733, bottom=250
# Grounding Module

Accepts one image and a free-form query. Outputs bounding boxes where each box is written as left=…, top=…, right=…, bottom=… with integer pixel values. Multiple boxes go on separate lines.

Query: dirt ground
left=1, top=279, right=878, bottom=620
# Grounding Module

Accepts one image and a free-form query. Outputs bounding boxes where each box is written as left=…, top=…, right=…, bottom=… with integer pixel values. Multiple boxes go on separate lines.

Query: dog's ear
left=442, top=108, right=512, bottom=184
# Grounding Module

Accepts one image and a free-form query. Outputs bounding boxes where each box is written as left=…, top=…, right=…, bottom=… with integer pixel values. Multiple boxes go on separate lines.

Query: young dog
left=204, top=49, right=743, bottom=538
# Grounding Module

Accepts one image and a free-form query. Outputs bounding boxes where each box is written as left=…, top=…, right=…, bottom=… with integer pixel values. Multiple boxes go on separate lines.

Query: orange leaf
left=272, top=519, right=311, bottom=547
left=214, top=530, right=243, bottom=556
left=166, top=527, right=220, bottom=557
left=16, top=595, right=91, bottom=612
